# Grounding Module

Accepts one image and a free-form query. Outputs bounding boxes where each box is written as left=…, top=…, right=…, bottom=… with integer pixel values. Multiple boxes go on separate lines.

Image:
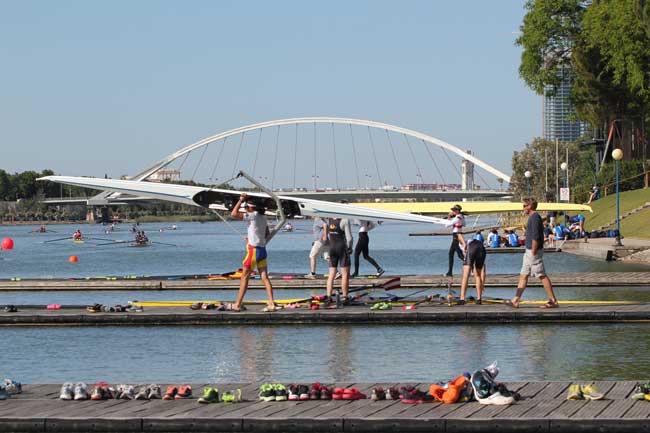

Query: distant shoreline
left=0, top=215, right=220, bottom=226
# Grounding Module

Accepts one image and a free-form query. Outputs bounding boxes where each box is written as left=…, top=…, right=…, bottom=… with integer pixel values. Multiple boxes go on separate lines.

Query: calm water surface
left=1, top=324, right=648, bottom=383
left=1, top=221, right=648, bottom=279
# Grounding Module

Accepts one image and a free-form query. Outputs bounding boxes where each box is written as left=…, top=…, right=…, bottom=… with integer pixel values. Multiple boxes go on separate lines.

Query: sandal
left=540, top=300, right=559, bottom=309
left=226, top=303, right=247, bottom=312
left=505, top=299, right=519, bottom=309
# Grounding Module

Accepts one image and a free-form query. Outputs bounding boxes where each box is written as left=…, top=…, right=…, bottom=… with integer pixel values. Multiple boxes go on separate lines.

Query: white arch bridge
left=47, top=117, right=513, bottom=206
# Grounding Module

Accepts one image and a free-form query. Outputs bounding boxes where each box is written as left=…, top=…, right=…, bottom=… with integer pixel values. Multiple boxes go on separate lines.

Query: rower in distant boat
left=38, top=225, right=47, bottom=233
left=134, top=230, right=149, bottom=246
left=283, top=222, right=294, bottom=232
left=72, top=230, right=83, bottom=241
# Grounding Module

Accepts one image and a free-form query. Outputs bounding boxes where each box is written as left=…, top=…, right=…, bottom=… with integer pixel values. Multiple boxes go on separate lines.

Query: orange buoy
left=1, top=238, right=14, bottom=250
left=69, top=255, right=79, bottom=263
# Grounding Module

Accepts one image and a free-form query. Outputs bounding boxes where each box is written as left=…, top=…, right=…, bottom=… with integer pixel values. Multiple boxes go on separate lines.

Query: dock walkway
left=0, top=381, right=646, bottom=432
left=1, top=272, right=650, bottom=291
left=4, top=302, right=650, bottom=325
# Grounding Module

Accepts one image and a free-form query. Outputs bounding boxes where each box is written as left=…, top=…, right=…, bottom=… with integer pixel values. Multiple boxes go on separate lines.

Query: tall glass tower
left=542, top=67, right=589, bottom=142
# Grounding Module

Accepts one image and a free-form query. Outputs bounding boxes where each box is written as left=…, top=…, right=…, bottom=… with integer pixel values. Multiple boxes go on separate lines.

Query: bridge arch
left=134, top=117, right=511, bottom=184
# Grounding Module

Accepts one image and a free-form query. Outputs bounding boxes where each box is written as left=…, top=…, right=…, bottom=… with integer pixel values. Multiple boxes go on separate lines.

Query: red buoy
left=1, top=238, right=14, bottom=250
left=69, top=255, right=79, bottom=263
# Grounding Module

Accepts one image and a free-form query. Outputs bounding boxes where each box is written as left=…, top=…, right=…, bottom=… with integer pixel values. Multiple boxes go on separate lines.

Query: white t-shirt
left=445, top=214, right=465, bottom=233
left=244, top=211, right=267, bottom=247
left=356, top=220, right=375, bottom=233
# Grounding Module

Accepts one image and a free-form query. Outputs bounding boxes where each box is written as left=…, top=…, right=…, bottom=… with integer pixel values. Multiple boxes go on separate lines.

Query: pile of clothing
left=429, top=362, right=520, bottom=405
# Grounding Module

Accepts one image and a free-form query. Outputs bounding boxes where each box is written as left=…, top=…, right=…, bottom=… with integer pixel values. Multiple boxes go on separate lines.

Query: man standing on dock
left=305, top=217, right=329, bottom=279
left=325, top=217, right=353, bottom=304
left=230, top=194, right=277, bottom=312
left=509, top=198, right=559, bottom=309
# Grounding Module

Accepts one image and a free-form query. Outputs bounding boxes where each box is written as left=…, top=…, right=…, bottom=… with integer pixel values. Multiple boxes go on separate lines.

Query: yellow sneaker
left=580, top=385, right=604, bottom=400
left=567, top=384, right=583, bottom=400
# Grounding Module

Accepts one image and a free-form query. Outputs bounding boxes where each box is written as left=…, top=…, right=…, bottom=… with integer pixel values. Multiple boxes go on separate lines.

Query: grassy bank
left=584, top=188, right=650, bottom=238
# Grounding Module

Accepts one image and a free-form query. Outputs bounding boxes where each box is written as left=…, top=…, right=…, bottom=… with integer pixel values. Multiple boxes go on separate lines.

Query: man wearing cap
left=444, top=204, right=466, bottom=277
left=230, top=193, right=277, bottom=312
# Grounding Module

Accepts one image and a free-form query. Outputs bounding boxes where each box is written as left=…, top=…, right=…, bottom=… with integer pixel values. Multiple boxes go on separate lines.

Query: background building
left=542, top=67, right=589, bottom=143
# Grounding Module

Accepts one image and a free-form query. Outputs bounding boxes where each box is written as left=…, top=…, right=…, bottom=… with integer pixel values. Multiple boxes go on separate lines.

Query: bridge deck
left=0, top=381, right=645, bottom=432
left=1, top=272, right=649, bottom=291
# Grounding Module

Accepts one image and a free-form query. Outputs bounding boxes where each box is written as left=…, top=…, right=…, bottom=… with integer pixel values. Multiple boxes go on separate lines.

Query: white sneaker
left=59, top=383, right=74, bottom=400
left=73, top=383, right=89, bottom=400
left=304, top=273, right=317, bottom=279
left=335, top=272, right=342, bottom=280
left=476, top=391, right=514, bottom=405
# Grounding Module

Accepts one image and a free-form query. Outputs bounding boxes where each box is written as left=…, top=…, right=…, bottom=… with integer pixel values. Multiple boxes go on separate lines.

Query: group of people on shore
left=229, top=193, right=559, bottom=312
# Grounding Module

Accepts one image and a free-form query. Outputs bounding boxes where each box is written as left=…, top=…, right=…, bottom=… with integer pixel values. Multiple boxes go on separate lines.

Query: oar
left=402, top=295, right=437, bottom=310
left=94, top=240, right=134, bottom=247
left=150, top=240, right=178, bottom=247
left=86, top=237, right=117, bottom=242
left=348, top=276, right=401, bottom=294
left=43, top=236, right=74, bottom=243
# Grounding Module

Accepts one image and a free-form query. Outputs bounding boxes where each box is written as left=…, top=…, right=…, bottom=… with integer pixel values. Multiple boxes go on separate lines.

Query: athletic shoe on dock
left=162, top=386, right=178, bottom=400
left=0, top=387, right=8, bottom=400
left=148, top=384, right=162, bottom=399
left=135, top=386, right=149, bottom=400
left=198, top=387, right=219, bottom=404
left=288, top=385, right=300, bottom=401
left=175, top=386, right=192, bottom=399
left=73, top=383, right=89, bottom=401
left=274, top=384, right=288, bottom=401
left=3, top=379, right=21, bottom=395
left=258, top=384, right=276, bottom=402
left=566, top=384, right=583, bottom=400
left=580, top=385, right=604, bottom=400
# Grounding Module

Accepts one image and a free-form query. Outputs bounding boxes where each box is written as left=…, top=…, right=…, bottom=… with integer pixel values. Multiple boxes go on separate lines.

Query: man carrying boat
left=325, top=217, right=353, bottom=304
left=230, top=193, right=277, bottom=312
left=305, top=217, right=329, bottom=279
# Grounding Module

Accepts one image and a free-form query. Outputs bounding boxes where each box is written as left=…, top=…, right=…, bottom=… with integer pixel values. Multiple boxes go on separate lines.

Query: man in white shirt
left=230, top=193, right=277, bottom=312
left=305, top=217, right=329, bottom=279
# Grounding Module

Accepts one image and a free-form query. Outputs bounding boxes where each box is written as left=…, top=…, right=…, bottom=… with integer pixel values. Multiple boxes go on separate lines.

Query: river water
left=1, top=221, right=650, bottom=384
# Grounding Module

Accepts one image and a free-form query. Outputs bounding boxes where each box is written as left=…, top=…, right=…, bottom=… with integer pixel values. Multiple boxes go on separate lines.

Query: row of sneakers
left=86, top=304, right=143, bottom=313
left=566, top=384, right=604, bottom=400
left=0, top=379, right=22, bottom=399
left=305, top=269, right=385, bottom=279
left=197, top=387, right=242, bottom=403
left=59, top=383, right=191, bottom=400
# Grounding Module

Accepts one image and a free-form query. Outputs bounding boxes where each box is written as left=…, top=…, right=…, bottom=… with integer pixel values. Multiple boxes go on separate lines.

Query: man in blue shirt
left=509, top=198, right=558, bottom=309
left=487, top=229, right=500, bottom=248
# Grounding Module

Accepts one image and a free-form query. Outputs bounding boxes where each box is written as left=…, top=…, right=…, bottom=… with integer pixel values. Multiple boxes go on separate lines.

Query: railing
left=602, top=171, right=650, bottom=196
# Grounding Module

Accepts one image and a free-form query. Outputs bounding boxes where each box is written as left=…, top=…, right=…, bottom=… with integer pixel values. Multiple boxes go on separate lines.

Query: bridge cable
left=349, top=124, right=361, bottom=189
left=367, top=126, right=383, bottom=187
left=209, top=137, right=228, bottom=181
left=403, top=134, right=423, bottom=184
left=331, top=123, right=340, bottom=190
left=385, top=130, right=404, bottom=187
left=231, top=132, right=246, bottom=179
left=293, top=124, right=298, bottom=190
left=313, top=123, right=318, bottom=189
left=271, top=125, right=280, bottom=190
left=191, top=143, right=209, bottom=181
left=251, top=129, right=262, bottom=178
left=421, top=139, right=445, bottom=184
left=474, top=168, right=490, bottom=190
left=441, top=147, right=462, bottom=181
left=177, top=152, right=190, bottom=174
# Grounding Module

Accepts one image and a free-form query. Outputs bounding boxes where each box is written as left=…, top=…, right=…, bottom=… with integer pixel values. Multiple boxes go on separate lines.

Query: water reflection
left=1, top=324, right=649, bottom=383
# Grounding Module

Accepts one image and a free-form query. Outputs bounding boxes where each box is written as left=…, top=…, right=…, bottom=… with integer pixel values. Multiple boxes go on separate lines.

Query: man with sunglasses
left=509, top=198, right=558, bottom=309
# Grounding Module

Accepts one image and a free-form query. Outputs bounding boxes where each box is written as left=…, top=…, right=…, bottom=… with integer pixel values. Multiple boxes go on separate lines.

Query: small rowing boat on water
left=73, top=239, right=85, bottom=244
left=128, top=241, right=151, bottom=248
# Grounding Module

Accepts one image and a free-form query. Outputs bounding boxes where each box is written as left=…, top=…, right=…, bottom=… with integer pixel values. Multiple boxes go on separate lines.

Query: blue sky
left=1, top=1, right=538, bottom=187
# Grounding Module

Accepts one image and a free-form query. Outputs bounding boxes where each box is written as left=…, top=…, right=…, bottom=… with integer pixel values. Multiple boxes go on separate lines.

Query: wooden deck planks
left=2, top=381, right=650, bottom=432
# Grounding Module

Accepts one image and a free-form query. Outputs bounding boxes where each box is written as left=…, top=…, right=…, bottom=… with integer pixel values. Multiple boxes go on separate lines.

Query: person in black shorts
left=325, top=217, right=353, bottom=302
left=459, top=238, right=486, bottom=305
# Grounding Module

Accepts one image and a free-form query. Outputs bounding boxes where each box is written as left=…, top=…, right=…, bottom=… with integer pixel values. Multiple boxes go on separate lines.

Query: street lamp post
left=560, top=162, right=568, bottom=224
left=311, top=175, right=319, bottom=191
left=524, top=170, right=532, bottom=197
left=612, top=148, right=624, bottom=246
